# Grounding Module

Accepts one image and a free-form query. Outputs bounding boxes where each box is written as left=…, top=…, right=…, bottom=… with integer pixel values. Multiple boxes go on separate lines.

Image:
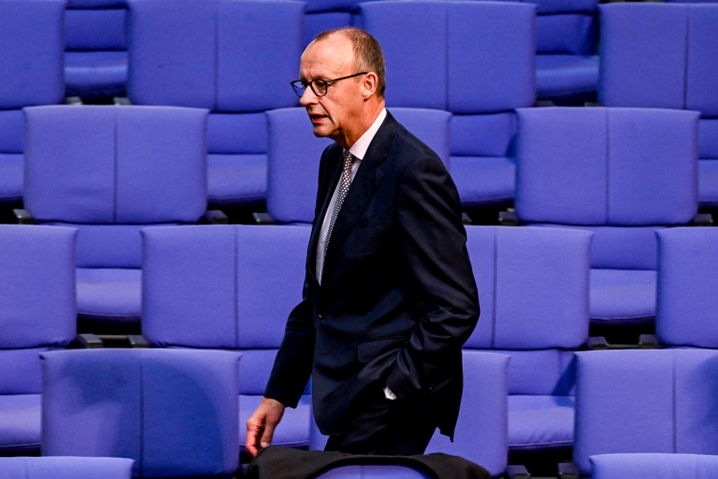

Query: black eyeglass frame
left=290, top=72, right=369, bottom=98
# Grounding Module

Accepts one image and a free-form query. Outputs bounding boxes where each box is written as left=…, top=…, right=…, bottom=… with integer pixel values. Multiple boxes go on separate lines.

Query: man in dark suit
left=246, top=27, right=479, bottom=456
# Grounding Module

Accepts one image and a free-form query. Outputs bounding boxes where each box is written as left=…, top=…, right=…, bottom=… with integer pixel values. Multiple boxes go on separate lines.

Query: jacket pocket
left=356, top=336, right=406, bottom=364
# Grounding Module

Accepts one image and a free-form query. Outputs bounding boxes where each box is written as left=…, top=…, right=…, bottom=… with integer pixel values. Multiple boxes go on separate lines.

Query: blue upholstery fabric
left=536, top=55, right=598, bottom=99
left=65, top=52, right=128, bottom=99
left=360, top=0, right=535, bottom=206
left=24, top=105, right=207, bottom=324
left=142, top=225, right=312, bottom=449
left=590, top=269, right=657, bottom=323
left=64, top=4, right=127, bottom=97
left=574, top=350, right=718, bottom=476
left=591, top=453, right=718, bottom=479
left=25, top=105, right=207, bottom=224
left=463, top=227, right=590, bottom=351
left=516, top=107, right=699, bottom=325
left=0, top=0, right=64, bottom=201
left=600, top=3, right=718, bottom=206
left=42, top=349, right=240, bottom=478
left=0, top=457, right=134, bottom=479
left=508, top=395, right=574, bottom=450
left=76, top=268, right=142, bottom=320
left=460, top=226, right=588, bottom=451
left=267, top=107, right=450, bottom=224
left=417, top=351, right=511, bottom=477
left=128, top=0, right=303, bottom=204
left=657, top=228, right=718, bottom=348
left=535, top=13, right=595, bottom=55
left=0, top=226, right=76, bottom=453
left=0, top=0, right=65, bottom=109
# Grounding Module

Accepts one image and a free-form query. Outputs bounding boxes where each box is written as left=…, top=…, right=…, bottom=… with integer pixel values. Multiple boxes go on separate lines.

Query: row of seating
left=3, top=0, right=716, bottom=208
left=12, top=104, right=703, bottom=340
left=64, top=0, right=600, bottom=102
left=3, top=223, right=718, bottom=477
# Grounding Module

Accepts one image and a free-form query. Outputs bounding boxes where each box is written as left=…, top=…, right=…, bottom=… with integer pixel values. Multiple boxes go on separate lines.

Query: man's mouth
left=309, top=113, right=328, bottom=124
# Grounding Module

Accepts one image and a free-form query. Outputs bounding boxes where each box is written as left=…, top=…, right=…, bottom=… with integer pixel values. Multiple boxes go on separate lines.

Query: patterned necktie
left=322, top=150, right=354, bottom=279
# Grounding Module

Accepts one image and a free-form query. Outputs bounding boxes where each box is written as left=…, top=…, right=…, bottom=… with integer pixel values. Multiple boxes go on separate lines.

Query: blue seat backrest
left=516, top=107, right=699, bottom=227
left=0, top=225, right=76, bottom=394
left=574, top=349, right=718, bottom=475
left=42, top=349, right=240, bottom=478
left=463, top=226, right=590, bottom=395
left=142, top=224, right=310, bottom=395
left=267, top=107, right=451, bottom=224
left=0, top=457, right=134, bottom=479
left=657, top=227, right=718, bottom=348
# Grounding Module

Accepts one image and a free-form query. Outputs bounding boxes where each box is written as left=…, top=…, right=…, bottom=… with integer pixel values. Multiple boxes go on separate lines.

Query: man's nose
left=299, top=87, right=317, bottom=106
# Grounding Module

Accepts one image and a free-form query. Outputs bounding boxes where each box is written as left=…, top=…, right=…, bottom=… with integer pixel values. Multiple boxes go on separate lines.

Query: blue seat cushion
left=0, top=153, right=22, bottom=201
left=0, top=394, right=41, bottom=451
left=64, top=51, right=127, bottom=97
left=208, top=153, right=266, bottom=204
left=536, top=54, right=599, bottom=99
left=591, top=453, right=718, bottom=479
left=699, top=159, right=718, bottom=207
left=508, top=395, right=574, bottom=449
left=239, top=395, right=310, bottom=449
left=450, top=156, right=515, bottom=206
left=590, top=269, right=656, bottom=324
left=76, top=268, right=141, bottom=320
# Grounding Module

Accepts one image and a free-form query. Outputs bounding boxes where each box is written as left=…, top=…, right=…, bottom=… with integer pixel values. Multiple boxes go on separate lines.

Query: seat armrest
left=639, top=334, right=660, bottom=348
left=253, top=212, right=276, bottom=224
left=76, top=333, right=104, bottom=348
left=201, top=210, right=229, bottom=224
left=14, top=209, right=35, bottom=225
left=506, top=465, right=531, bottom=479
left=692, top=213, right=714, bottom=226
left=113, top=97, right=132, bottom=105
left=499, top=209, right=518, bottom=226
left=128, top=335, right=150, bottom=348
left=558, top=462, right=579, bottom=479
left=65, top=96, right=83, bottom=105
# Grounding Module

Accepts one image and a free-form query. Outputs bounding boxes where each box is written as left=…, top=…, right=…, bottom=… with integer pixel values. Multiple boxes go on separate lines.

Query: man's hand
left=245, top=397, right=285, bottom=457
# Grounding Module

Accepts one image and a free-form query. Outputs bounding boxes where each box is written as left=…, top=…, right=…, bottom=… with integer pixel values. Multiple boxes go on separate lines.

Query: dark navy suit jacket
left=265, top=111, right=480, bottom=438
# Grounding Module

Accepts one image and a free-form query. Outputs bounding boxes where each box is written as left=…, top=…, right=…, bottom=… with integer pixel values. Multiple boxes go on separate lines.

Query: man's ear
left=362, top=72, right=379, bottom=98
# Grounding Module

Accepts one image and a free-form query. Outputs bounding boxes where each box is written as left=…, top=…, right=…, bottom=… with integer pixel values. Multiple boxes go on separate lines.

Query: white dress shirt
left=316, top=108, right=387, bottom=284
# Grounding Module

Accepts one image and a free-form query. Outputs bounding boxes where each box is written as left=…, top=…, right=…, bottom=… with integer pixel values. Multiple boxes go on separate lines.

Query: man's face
left=298, top=35, right=365, bottom=144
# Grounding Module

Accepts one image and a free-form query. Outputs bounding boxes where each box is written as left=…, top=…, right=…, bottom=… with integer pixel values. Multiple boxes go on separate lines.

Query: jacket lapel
left=320, top=113, right=397, bottom=281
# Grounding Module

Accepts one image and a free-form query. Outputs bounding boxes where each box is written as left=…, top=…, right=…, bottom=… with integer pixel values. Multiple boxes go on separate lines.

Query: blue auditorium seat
left=304, top=0, right=358, bottom=46
left=515, top=107, right=699, bottom=329
left=0, top=457, right=134, bottom=479
left=266, top=107, right=450, bottom=224
left=591, top=453, right=718, bottom=479
left=23, top=105, right=208, bottom=332
left=65, top=0, right=128, bottom=98
left=127, top=0, right=303, bottom=206
left=0, top=0, right=65, bottom=204
left=573, top=349, right=718, bottom=476
left=311, top=351, right=511, bottom=477
left=142, top=225, right=313, bottom=451
left=360, top=0, right=535, bottom=208
left=459, top=226, right=590, bottom=452
left=42, top=349, right=240, bottom=478
left=600, top=3, right=718, bottom=207
left=0, top=226, right=76, bottom=454
left=656, top=227, right=718, bottom=348
left=531, top=0, right=599, bottom=101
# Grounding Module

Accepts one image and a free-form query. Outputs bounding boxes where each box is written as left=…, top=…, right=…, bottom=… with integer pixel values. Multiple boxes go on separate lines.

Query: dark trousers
left=324, top=386, right=437, bottom=455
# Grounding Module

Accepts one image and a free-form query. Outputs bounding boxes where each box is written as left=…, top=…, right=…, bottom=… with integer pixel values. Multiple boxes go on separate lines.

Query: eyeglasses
left=290, top=72, right=368, bottom=98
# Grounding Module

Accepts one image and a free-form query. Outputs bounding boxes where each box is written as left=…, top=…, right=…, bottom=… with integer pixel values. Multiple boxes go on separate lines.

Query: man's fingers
left=260, top=423, right=276, bottom=450
left=246, top=418, right=264, bottom=457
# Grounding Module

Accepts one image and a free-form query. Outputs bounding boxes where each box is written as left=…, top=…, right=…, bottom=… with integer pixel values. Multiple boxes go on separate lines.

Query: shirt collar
left=346, top=108, right=387, bottom=161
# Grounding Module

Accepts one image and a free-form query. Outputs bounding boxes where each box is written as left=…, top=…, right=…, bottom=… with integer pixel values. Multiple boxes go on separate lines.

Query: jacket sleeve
left=385, top=153, right=480, bottom=400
